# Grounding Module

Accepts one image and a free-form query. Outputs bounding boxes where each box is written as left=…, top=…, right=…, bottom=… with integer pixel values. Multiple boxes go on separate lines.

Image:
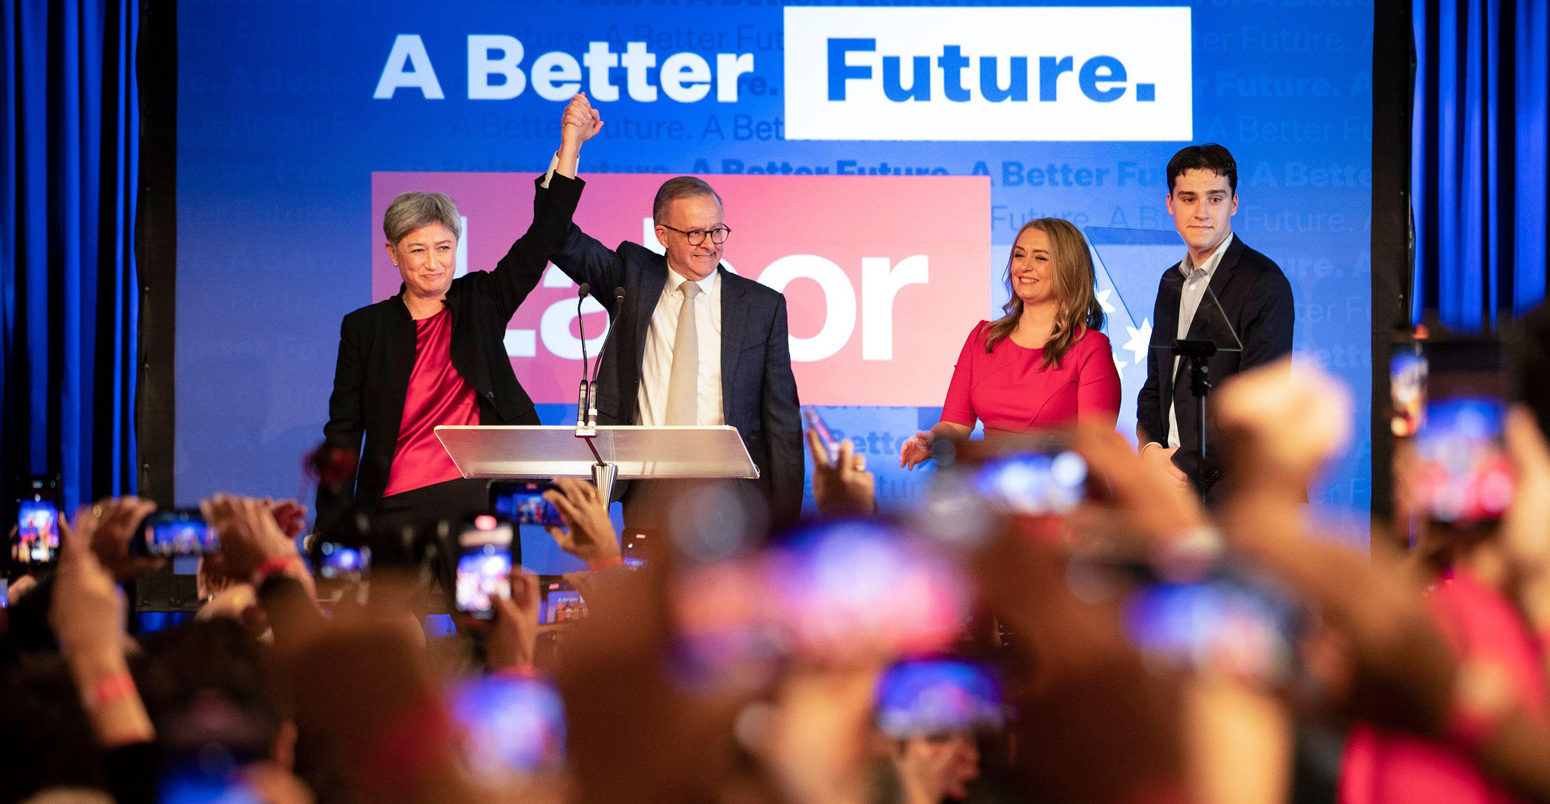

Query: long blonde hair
left=983, top=218, right=1104, bottom=368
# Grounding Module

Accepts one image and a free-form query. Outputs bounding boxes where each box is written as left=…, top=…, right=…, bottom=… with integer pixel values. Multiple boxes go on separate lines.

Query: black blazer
left=536, top=175, right=804, bottom=525
left=321, top=176, right=583, bottom=514
left=1136, top=235, right=1294, bottom=499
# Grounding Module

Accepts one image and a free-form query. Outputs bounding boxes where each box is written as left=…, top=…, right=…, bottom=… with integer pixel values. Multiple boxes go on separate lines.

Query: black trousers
left=371, top=477, right=517, bottom=564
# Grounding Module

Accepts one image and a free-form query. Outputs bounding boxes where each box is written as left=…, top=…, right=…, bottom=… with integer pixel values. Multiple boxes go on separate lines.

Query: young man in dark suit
left=539, top=93, right=803, bottom=530
left=1137, top=144, right=1295, bottom=505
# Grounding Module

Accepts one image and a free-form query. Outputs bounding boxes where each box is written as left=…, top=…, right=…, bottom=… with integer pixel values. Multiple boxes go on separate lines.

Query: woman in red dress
left=900, top=218, right=1121, bottom=469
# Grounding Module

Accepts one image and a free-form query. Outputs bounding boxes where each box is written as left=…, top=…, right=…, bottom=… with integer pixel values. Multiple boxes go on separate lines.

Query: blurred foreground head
left=285, top=622, right=458, bottom=804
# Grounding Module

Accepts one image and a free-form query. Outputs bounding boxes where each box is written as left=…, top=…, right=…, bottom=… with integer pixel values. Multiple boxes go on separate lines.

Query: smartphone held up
left=456, top=516, right=514, bottom=620
left=137, top=510, right=220, bottom=558
left=13, top=476, right=61, bottom=567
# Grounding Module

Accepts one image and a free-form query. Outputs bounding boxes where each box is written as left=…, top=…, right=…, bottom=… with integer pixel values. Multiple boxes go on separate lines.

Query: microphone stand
left=588, top=287, right=625, bottom=428
left=573, top=287, right=626, bottom=500
left=1173, top=339, right=1217, bottom=460
left=574, top=283, right=591, bottom=429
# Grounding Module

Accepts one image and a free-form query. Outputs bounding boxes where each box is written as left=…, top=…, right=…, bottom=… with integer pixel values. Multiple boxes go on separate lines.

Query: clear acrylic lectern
left=434, top=425, right=760, bottom=501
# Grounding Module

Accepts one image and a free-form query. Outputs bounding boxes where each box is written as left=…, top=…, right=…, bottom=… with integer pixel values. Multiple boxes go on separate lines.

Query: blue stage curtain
left=1, top=0, right=139, bottom=513
left=1413, top=0, right=1549, bottom=330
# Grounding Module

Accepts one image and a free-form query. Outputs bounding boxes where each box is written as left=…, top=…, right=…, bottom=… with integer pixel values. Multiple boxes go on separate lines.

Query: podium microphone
left=575, top=283, right=591, bottom=428
left=588, top=287, right=625, bottom=427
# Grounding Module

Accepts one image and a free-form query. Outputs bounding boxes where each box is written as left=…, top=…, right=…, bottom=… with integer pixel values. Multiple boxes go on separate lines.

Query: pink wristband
left=253, top=555, right=300, bottom=585
left=88, top=671, right=137, bottom=709
left=588, top=555, right=624, bottom=571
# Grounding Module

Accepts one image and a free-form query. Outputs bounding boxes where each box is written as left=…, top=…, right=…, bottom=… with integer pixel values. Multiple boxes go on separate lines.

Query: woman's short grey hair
left=382, top=191, right=462, bottom=246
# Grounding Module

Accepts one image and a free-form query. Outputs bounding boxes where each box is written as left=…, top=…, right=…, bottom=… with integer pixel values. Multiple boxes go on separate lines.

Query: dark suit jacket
left=1136, top=235, right=1294, bottom=500
left=537, top=174, right=804, bottom=525
left=321, top=176, right=582, bottom=515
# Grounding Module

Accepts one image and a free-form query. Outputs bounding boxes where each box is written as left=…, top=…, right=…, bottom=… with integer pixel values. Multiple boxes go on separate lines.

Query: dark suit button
left=485, top=391, right=496, bottom=400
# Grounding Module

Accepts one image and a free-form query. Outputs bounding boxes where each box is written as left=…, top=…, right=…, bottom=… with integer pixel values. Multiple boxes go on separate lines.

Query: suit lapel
left=633, top=256, right=669, bottom=371
left=387, top=295, right=417, bottom=387
left=1155, top=266, right=1184, bottom=427
left=718, top=266, right=747, bottom=419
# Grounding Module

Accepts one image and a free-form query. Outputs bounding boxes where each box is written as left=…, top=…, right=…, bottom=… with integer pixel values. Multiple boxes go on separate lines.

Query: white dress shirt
left=1166, top=231, right=1234, bottom=449
left=637, top=269, right=724, bottom=427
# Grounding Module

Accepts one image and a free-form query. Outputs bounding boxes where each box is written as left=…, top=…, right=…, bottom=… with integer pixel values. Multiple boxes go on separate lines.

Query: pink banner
left=371, top=173, right=991, bottom=406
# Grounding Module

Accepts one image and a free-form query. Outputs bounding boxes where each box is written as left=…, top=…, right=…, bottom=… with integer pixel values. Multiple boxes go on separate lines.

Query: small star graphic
left=1123, top=319, right=1152, bottom=367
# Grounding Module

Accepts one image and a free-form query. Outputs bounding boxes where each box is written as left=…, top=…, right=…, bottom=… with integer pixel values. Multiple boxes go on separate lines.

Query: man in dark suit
left=1137, top=144, right=1295, bottom=505
left=539, top=94, right=803, bottom=529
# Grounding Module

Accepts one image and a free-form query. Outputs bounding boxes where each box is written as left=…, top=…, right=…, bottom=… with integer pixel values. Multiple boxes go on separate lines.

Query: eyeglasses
left=658, top=224, right=732, bottom=246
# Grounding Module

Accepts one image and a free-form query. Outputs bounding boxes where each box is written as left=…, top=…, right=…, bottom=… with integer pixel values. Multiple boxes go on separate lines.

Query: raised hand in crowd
left=483, top=569, right=541, bottom=673
left=49, top=516, right=154, bottom=748
left=1213, top=357, right=1353, bottom=497
left=1068, top=422, right=1207, bottom=551
left=1212, top=360, right=1457, bottom=728
left=1500, top=405, right=1550, bottom=633
left=264, top=498, right=309, bottom=541
left=202, top=495, right=310, bottom=587
left=1207, top=360, right=1550, bottom=800
left=1078, top=421, right=1293, bottom=804
left=202, top=494, right=322, bottom=646
left=808, top=428, right=877, bottom=518
left=542, top=478, right=621, bottom=569
left=77, top=495, right=162, bottom=581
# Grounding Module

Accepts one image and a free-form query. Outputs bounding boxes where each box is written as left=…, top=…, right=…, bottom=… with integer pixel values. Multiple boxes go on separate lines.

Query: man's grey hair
left=383, top=191, right=462, bottom=246
left=652, top=176, right=723, bottom=224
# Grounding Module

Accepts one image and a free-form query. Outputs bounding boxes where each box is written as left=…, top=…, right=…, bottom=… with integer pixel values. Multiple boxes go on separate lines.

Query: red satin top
left=940, top=322, right=1121, bottom=432
left=381, top=308, right=480, bottom=497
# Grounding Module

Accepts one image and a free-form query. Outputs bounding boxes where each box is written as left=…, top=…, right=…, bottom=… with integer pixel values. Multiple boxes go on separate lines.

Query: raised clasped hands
left=561, top=92, right=603, bottom=148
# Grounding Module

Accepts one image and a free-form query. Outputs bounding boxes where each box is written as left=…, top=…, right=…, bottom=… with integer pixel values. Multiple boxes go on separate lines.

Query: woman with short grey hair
left=317, top=172, right=584, bottom=540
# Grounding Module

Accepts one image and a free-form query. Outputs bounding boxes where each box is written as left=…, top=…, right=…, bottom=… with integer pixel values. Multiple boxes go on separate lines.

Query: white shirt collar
left=664, top=266, right=719, bottom=296
left=1179, top=231, right=1235, bottom=281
